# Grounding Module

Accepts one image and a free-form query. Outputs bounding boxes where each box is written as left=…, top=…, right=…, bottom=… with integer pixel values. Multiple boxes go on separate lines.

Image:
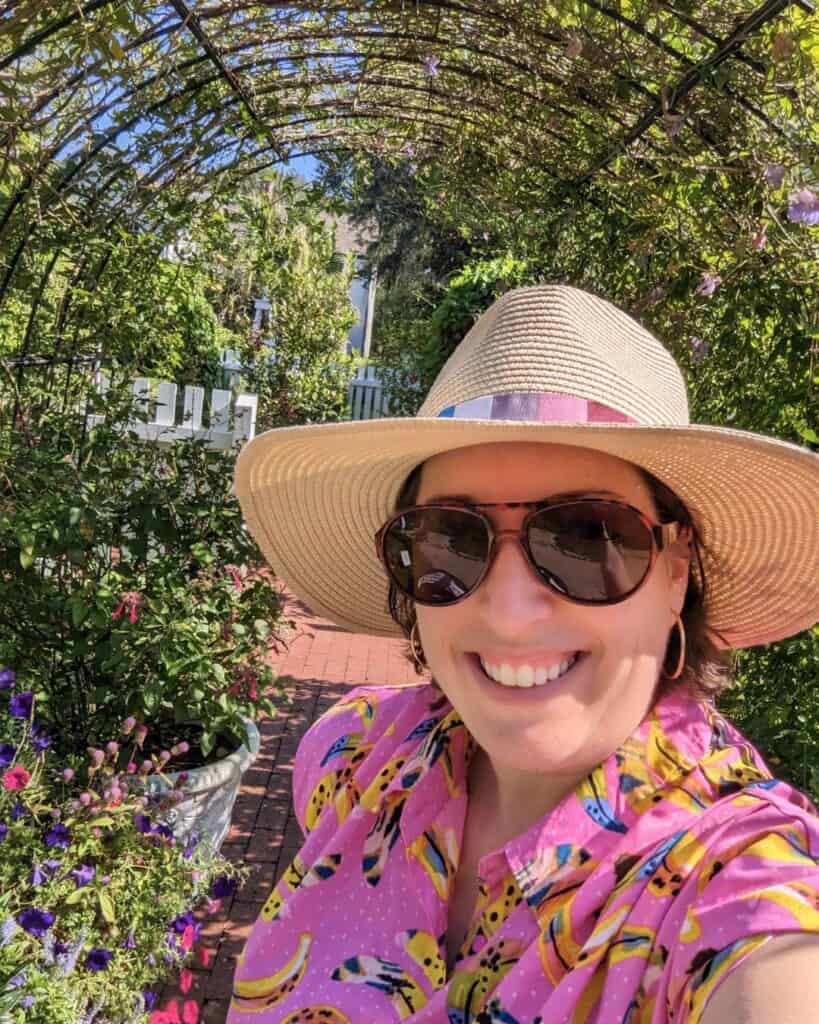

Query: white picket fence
left=87, top=373, right=257, bottom=449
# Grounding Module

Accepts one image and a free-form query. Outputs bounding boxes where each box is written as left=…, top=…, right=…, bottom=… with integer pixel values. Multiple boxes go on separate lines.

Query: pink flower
left=695, top=272, right=722, bottom=297
left=2, top=765, right=30, bottom=791
left=135, top=724, right=148, bottom=747
left=112, top=591, right=142, bottom=624
left=79, top=791, right=92, bottom=806
left=179, top=968, right=194, bottom=994
left=180, top=924, right=196, bottom=952
left=224, top=565, right=244, bottom=593
left=62, top=768, right=75, bottom=782
left=182, top=1000, right=199, bottom=1024
left=763, top=162, right=786, bottom=188
left=205, top=898, right=222, bottom=915
left=127, top=761, right=137, bottom=774
left=170, top=742, right=189, bottom=757
left=121, top=716, right=137, bottom=736
left=750, top=224, right=768, bottom=250
left=106, top=741, right=119, bottom=756
left=197, top=946, right=212, bottom=967
left=88, top=748, right=105, bottom=767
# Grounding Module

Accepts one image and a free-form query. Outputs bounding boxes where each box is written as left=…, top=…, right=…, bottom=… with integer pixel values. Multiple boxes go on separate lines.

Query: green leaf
left=98, top=889, right=116, bottom=924
left=19, top=547, right=34, bottom=569
left=71, top=600, right=91, bottom=627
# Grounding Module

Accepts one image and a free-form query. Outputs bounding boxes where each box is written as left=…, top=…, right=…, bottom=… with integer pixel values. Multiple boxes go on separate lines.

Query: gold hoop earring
left=409, top=620, right=426, bottom=672
left=665, top=612, right=686, bottom=681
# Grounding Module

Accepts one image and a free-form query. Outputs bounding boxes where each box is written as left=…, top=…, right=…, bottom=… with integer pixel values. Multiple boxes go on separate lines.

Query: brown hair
left=385, top=457, right=733, bottom=702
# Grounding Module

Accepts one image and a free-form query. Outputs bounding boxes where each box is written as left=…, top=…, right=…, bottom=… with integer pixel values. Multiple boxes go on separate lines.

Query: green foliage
left=0, top=684, right=243, bottom=1024
left=0, top=383, right=287, bottom=757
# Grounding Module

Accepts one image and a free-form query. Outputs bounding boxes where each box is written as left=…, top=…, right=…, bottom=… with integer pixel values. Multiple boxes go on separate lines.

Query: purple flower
left=121, top=930, right=136, bottom=949
left=695, top=272, right=722, bottom=297
left=763, top=162, right=786, bottom=188
left=211, top=875, right=238, bottom=900
left=423, top=53, right=440, bottom=76
left=71, top=864, right=95, bottom=888
left=0, top=743, right=15, bottom=769
left=0, top=824, right=6, bottom=845
left=10, top=802, right=26, bottom=821
left=143, top=990, right=156, bottom=1010
left=787, top=188, right=819, bottom=226
left=8, top=973, right=24, bottom=988
left=44, top=822, right=71, bottom=849
left=153, top=823, right=174, bottom=840
left=17, top=908, right=55, bottom=938
left=22, top=996, right=34, bottom=1010
left=30, top=862, right=49, bottom=886
left=689, top=335, right=711, bottom=363
left=134, top=813, right=152, bottom=834
left=0, top=916, right=15, bottom=947
left=9, top=691, right=33, bottom=718
left=84, top=947, right=113, bottom=972
left=749, top=224, right=768, bottom=250
left=0, top=669, right=15, bottom=690
left=170, top=910, right=195, bottom=934
left=30, top=723, right=51, bottom=753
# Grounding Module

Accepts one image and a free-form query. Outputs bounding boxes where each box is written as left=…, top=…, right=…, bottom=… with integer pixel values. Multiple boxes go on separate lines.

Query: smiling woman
left=232, top=285, right=819, bottom=1023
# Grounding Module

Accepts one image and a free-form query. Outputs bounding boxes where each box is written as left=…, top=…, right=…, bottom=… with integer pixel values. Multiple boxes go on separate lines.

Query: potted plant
left=0, top=670, right=246, bottom=1023
left=0, top=386, right=291, bottom=847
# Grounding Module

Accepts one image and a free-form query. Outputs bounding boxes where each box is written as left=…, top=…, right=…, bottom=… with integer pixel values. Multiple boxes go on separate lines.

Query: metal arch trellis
left=0, top=0, right=816, bottom=363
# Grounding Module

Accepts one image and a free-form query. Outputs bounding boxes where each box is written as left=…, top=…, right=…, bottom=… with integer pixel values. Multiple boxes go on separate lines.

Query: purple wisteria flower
left=44, top=822, right=71, bottom=849
left=211, top=875, right=238, bottom=900
left=0, top=743, right=14, bottom=768
left=763, top=162, right=786, bottom=188
left=423, top=53, right=440, bottom=76
left=17, top=908, right=55, bottom=938
left=0, top=669, right=15, bottom=690
left=85, top=947, right=113, bottom=971
left=695, top=272, right=722, bottom=297
left=787, top=188, right=819, bottom=226
left=689, top=335, right=711, bottom=363
left=9, top=691, right=33, bottom=718
left=71, top=864, right=95, bottom=888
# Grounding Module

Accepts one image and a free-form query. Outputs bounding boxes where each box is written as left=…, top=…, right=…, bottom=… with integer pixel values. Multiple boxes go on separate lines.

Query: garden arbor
left=0, top=0, right=816, bottom=375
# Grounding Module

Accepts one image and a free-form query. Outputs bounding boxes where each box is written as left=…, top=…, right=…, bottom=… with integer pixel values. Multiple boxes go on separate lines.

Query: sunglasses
left=375, top=498, right=682, bottom=607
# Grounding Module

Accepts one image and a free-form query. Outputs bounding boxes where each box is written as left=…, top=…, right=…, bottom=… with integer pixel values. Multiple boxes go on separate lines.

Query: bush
left=0, top=382, right=289, bottom=760
left=0, top=671, right=245, bottom=1024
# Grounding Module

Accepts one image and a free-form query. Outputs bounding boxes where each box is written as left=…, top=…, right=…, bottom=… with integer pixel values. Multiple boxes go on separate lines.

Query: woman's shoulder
left=292, top=682, right=441, bottom=836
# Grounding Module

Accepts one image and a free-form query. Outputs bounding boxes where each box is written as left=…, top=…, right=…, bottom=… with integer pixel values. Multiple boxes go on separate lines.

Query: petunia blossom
left=9, top=691, right=33, bottom=718
left=211, top=875, right=238, bottom=900
left=30, top=723, right=51, bottom=753
left=17, top=908, right=55, bottom=938
left=85, top=947, right=114, bottom=971
left=787, top=188, right=819, bottom=226
left=44, top=822, right=71, bottom=849
left=0, top=669, right=15, bottom=690
left=71, top=864, right=95, bottom=888
left=0, top=742, right=15, bottom=768
left=2, top=765, right=30, bottom=791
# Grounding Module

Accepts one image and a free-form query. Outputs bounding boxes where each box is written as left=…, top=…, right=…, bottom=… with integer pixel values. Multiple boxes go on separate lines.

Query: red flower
left=2, top=765, right=30, bottom=791
left=180, top=924, right=196, bottom=952
left=112, top=591, right=142, bottom=624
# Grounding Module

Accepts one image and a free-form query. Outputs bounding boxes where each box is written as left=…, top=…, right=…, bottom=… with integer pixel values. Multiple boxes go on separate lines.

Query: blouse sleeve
left=664, top=785, right=819, bottom=1024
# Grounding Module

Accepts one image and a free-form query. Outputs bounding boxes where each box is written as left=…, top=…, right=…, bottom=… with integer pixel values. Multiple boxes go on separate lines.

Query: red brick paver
left=156, top=588, right=423, bottom=1023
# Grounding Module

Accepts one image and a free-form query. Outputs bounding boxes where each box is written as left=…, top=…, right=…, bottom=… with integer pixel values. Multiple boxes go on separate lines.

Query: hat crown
left=418, top=285, right=690, bottom=425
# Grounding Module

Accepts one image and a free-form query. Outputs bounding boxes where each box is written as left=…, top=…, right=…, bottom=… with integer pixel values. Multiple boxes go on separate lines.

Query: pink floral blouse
left=228, top=683, right=819, bottom=1023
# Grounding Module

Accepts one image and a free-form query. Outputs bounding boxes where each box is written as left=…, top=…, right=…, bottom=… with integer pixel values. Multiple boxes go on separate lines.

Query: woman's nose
left=475, top=531, right=557, bottom=618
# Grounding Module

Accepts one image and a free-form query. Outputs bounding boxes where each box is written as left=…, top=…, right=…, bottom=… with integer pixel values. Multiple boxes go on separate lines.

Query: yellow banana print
left=260, top=855, right=309, bottom=922
left=395, top=928, right=447, bottom=990
left=360, top=754, right=409, bottom=811
left=231, top=933, right=312, bottom=1014
left=407, top=825, right=459, bottom=902
left=281, top=1008, right=351, bottom=1024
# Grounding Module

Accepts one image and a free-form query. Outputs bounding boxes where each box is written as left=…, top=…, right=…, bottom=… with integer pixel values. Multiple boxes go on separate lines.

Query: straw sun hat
left=235, top=285, right=819, bottom=649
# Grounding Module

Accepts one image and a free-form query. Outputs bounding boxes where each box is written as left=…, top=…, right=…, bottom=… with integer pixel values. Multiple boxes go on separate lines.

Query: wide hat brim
left=235, top=417, right=819, bottom=649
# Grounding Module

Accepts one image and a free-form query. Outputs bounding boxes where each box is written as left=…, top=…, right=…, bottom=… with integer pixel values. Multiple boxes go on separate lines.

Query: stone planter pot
left=143, top=717, right=260, bottom=851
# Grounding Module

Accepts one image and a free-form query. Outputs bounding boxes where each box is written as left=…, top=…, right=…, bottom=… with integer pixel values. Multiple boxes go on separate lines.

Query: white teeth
left=479, top=654, right=578, bottom=688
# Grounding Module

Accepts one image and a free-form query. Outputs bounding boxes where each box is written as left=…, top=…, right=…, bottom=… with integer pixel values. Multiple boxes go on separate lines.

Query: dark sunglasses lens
left=528, top=503, right=653, bottom=602
left=382, top=507, right=490, bottom=604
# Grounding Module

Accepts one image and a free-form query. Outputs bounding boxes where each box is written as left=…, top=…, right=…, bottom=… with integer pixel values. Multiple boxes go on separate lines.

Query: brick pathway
left=156, top=587, right=422, bottom=1023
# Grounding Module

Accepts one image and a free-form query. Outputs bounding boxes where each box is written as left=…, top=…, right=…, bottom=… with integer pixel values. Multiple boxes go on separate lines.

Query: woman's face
left=413, top=442, right=691, bottom=782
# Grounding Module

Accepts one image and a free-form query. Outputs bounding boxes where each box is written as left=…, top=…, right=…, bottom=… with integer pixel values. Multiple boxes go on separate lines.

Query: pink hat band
left=436, top=390, right=637, bottom=424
